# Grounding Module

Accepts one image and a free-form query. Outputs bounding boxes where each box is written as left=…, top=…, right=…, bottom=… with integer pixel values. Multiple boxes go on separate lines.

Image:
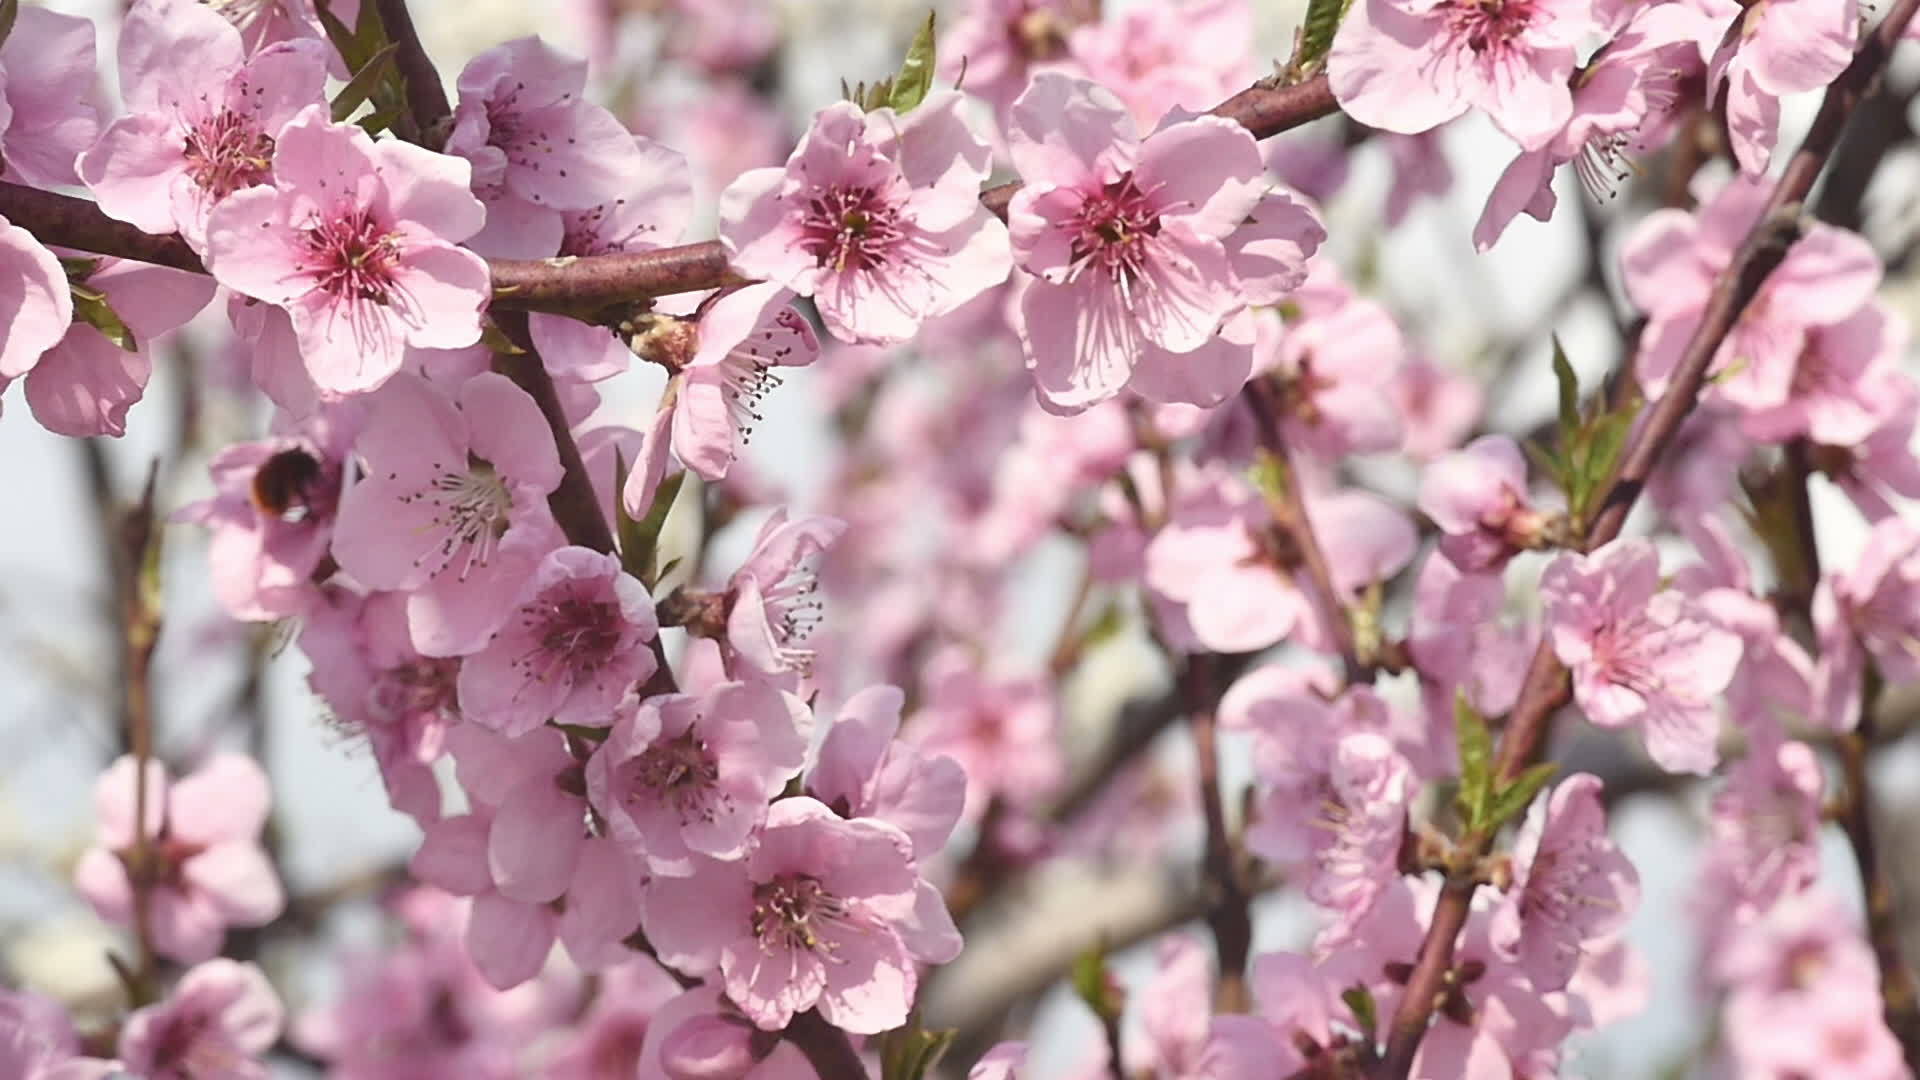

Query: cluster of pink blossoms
left=1, top=0, right=1919, bottom=1077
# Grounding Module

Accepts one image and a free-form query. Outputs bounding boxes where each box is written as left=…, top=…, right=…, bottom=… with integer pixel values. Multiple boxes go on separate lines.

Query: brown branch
left=370, top=0, right=451, bottom=143
left=1373, top=4, right=1920, bottom=1075
left=1184, top=653, right=1252, bottom=1012
left=119, top=460, right=164, bottom=1008
left=0, top=76, right=1337, bottom=312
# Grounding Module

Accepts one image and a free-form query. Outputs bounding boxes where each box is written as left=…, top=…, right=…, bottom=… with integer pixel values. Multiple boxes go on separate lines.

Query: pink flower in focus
left=809, top=684, right=967, bottom=859
left=205, top=106, right=490, bottom=394
left=636, top=983, right=816, bottom=1080
left=1490, top=773, right=1639, bottom=992
left=0, top=6, right=100, bottom=188
left=175, top=407, right=355, bottom=621
left=1818, top=368, right=1920, bottom=523
left=1542, top=539, right=1742, bottom=774
left=912, top=649, right=1062, bottom=822
left=457, top=546, right=658, bottom=736
left=1418, top=435, right=1549, bottom=572
left=330, top=372, right=565, bottom=657
left=81, top=0, right=327, bottom=251
left=0, top=217, right=73, bottom=387
left=641, top=797, right=929, bottom=1033
left=16, top=258, right=215, bottom=437
left=119, top=959, right=282, bottom=1080
left=722, top=509, right=845, bottom=679
left=301, top=588, right=456, bottom=824
left=446, top=37, right=659, bottom=258
left=619, top=283, right=821, bottom=518
left=1707, top=0, right=1856, bottom=174
left=586, top=679, right=811, bottom=876
left=1741, top=302, right=1907, bottom=446
left=73, top=754, right=285, bottom=963
left=1328, top=0, right=1605, bottom=150
left=719, top=90, right=1011, bottom=345
left=1005, top=74, right=1266, bottom=412
left=1621, top=174, right=1881, bottom=417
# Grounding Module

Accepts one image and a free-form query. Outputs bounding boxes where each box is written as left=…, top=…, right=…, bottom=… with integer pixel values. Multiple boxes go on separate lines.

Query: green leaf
left=1341, top=984, right=1379, bottom=1043
left=1486, top=762, right=1559, bottom=831
left=1550, top=336, right=1579, bottom=434
left=1071, top=941, right=1124, bottom=1024
left=1081, top=599, right=1126, bottom=651
left=1453, top=693, right=1494, bottom=830
left=58, top=255, right=102, bottom=283
left=626, top=470, right=685, bottom=589
left=1522, top=439, right=1566, bottom=490
left=1294, top=0, right=1352, bottom=73
left=313, top=0, right=365, bottom=68
left=331, top=42, right=400, bottom=123
left=71, top=286, right=137, bottom=352
left=879, top=1015, right=956, bottom=1080
left=0, top=0, right=20, bottom=54
left=613, top=448, right=645, bottom=577
left=1248, top=447, right=1288, bottom=508
left=887, top=13, right=938, bottom=113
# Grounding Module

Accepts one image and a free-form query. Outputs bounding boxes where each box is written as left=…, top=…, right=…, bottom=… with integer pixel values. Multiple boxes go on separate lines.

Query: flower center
left=397, top=460, right=515, bottom=580
left=760, top=559, right=826, bottom=672
left=183, top=110, right=275, bottom=201
left=1446, top=0, right=1535, bottom=55
left=628, top=729, right=722, bottom=820
left=750, top=873, right=848, bottom=952
left=1066, top=175, right=1162, bottom=284
left=301, top=205, right=403, bottom=307
left=799, top=186, right=905, bottom=273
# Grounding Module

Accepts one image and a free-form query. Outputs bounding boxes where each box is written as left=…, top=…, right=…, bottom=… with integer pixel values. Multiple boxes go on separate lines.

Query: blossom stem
left=120, top=459, right=164, bottom=1008
left=1183, top=653, right=1253, bottom=1012
left=1374, top=2, right=1920, bottom=1075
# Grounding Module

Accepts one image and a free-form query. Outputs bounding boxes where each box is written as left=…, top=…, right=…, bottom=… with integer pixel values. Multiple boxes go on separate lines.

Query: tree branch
left=1184, top=653, right=1253, bottom=1011
left=1372, top=3, right=1920, bottom=1074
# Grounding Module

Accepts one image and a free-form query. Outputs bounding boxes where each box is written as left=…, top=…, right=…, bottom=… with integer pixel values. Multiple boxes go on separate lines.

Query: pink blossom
left=1122, top=935, right=1283, bottom=1080
left=1819, top=368, right=1920, bottom=522
left=205, top=106, right=490, bottom=394
left=330, top=372, right=565, bottom=657
left=1392, top=357, right=1484, bottom=461
left=301, top=588, right=456, bottom=824
left=527, top=138, right=693, bottom=381
left=0, top=217, right=72, bottom=385
left=585, top=679, right=811, bottom=876
left=636, top=983, right=815, bottom=1080
left=1490, top=773, right=1639, bottom=992
left=723, top=509, right=845, bottom=679
left=719, top=90, right=1010, bottom=345
left=1382, top=132, right=1454, bottom=227
left=1249, top=952, right=1358, bottom=1072
left=0, top=6, right=100, bottom=188
left=1328, top=0, right=1605, bottom=151
left=641, top=797, right=929, bottom=1033
left=1005, top=74, right=1267, bottom=412
left=0, top=991, right=116, bottom=1080
left=1813, top=517, right=1920, bottom=730
left=1707, top=0, right=1856, bottom=174
left=1541, top=539, right=1742, bottom=774
left=175, top=407, right=354, bottom=621
left=80, top=0, right=327, bottom=251
left=1696, top=738, right=1823, bottom=920
left=73, top=754, right=284, bottom=963
left=1066, top=0, right=1253, bottom=131
left=456, top=546, right=658, bottom=736
left=544, top=959, right=683, bottom=1080
left=1621, top=174, right=1881, bottom=417
left=1418, top=434, right=1548, bottom=573
left=939, top=0, right=1091, bottom=119
left=446, top=37, right=660, bottom=257
left=911, top=649, right=1062, bottom=822
left=1678, top=516, right=1814, bottom=735
left=971, top=398, right=1134, bottom=564
left=17, top=257, right=214, bottom=437
left=1268, top=268, right=1406, bottom=458
left=1409, top=553, right=1538, bottom=727
left=1742, top=301, right=1906, bottom=447
left=809, top=684, right=967, bottom=859
left=620, top=283, right=821, bottom=518
left=1716, top=890, right=1897, bottom=1077
left=119, top=959, right=282, bottom=1080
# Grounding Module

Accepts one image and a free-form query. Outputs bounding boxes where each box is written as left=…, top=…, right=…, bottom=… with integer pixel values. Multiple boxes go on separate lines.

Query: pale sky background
left=1, top=0, right=1918, bottom=1076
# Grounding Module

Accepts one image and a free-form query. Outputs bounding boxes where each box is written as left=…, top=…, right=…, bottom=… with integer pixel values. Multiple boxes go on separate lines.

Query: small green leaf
left=1293, top=0, right=1353, bottom=74
left=1486, top=762, right=1559, bottom=830
left=613, top=448, right=645, bottom=576
left=628, top=470, right=685, bottom=589
left=887, top=13, right=938, bottom=113
left=1453, top=693, right=1494, bottom=830
left=1248, top=447, right=1289, bottom=508
left=1071, top=941, right=1124, bottom=1024
left=0, top=0, right=21, bottom=55
left=1550, top=336, right=1579, bottom=434
left=72, top=287, right=138, bottom=352
left=58, top=255, right=102, bottom=283
left=1522, top=440, right=1566, bottom=491
left=879, top=1015, right=956, bottom=1080
left=1341, top=984, right=1379, bottom=1043
left=313, top=0, right=366, bottom=69
left=331, top=42, right=399, bottom=123
left=1081, top=599, right=1126, bottom=651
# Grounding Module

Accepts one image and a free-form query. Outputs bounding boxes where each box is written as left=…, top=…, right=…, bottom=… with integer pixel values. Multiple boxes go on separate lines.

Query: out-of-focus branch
left=1373, top=6, right=1920, bottom=1075
left=1183, top=654, right=1252, bottom=1011
left=117, top=461, right=164, bottom=1008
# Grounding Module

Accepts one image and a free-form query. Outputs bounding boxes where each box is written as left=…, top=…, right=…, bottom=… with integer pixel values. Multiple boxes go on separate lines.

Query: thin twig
left=1373, top=4, right=1920, bottom=1074
left=120, top=460, right=164, bottom=1008
left=1183, top=653, right=1252, bottom=1012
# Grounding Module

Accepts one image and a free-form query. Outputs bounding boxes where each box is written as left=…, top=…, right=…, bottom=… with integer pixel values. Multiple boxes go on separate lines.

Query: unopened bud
left=628, top=315, right=699, bottom=372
